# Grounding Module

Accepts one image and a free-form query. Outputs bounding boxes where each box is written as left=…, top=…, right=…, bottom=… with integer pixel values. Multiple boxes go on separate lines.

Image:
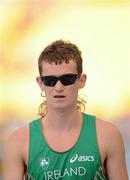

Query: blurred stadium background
left=0, top=0, right=130, bottom=179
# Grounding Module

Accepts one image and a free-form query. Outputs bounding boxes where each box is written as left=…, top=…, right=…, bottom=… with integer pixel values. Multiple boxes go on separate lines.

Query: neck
left=42, top=107, right=82, bottom=132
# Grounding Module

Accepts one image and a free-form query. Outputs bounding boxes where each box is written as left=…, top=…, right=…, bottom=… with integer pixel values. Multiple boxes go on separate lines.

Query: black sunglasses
left=41, top=74, right=78, bottom=87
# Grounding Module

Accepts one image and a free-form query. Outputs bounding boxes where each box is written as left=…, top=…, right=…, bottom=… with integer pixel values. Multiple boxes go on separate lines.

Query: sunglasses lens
left=41, top=76, right=58, bottom=87
left=41, top=74, right=78, bottom=87
left=60, top=74, right=78, bottom=85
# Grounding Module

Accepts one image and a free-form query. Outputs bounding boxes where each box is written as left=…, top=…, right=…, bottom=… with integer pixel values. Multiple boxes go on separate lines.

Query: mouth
left=54, top=95, right=65, bottom=98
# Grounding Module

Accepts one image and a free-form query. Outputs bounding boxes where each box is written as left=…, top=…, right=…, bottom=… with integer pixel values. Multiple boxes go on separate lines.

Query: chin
left=52, top=102, right=76, bottom=112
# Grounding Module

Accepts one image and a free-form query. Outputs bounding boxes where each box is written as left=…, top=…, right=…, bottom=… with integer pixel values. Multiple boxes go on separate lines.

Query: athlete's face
left=37, top=60, right=86, bottom=111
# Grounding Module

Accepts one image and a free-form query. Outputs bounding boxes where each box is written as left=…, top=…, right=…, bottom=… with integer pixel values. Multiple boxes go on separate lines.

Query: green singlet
left=26, top=113, right=108, bottom=180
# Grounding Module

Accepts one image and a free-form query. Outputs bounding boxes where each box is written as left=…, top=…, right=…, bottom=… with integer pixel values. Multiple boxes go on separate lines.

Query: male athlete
left=4, top=40, right=128, bottom=179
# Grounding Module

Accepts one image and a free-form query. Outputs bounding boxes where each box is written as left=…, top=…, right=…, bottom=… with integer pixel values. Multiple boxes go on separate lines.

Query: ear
left=36, top=76, right=45, bottom=91
left=78, top=74, right=87, bottom=89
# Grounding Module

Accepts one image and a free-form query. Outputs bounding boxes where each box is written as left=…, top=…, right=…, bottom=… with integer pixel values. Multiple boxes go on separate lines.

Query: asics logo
left=70, top=154, right=94, bottom=163
left=70, top=154, right=78, bottom=163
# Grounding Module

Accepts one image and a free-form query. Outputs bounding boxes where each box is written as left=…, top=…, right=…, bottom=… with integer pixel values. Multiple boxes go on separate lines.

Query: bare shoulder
left=4, top=123, right=30, bottom=179
left=95, top=119, right=128, bottom=179
left=96, top=118, right=124, bottom=154
left=5, top=123, right=30, bottom=158
left=96, top=117, right=122, bottom=139
left=7, top=123, right=30, bottom=144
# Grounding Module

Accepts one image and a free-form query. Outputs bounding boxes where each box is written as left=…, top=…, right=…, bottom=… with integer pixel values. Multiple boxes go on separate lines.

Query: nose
left=54, top=80, right=64, bottom=91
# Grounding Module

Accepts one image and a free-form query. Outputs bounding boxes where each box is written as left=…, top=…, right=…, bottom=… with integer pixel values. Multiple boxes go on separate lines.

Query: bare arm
left=106, top=125, right=128, bottom=180
left=3, top=128, right=26, bottom=180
